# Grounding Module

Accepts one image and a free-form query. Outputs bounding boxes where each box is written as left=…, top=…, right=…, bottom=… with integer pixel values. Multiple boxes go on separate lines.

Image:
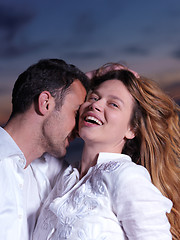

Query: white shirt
left=33, top=152, right=172, bottom=240
left=0, top=127, right=63, bottom=240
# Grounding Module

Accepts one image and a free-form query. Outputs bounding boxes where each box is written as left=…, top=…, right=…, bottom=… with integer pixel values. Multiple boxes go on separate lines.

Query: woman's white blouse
left=33, top=152, right=172, bottom=240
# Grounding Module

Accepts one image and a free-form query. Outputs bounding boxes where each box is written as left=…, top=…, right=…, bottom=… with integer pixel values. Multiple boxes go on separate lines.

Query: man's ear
left=38, top=91, right=54, bottom=115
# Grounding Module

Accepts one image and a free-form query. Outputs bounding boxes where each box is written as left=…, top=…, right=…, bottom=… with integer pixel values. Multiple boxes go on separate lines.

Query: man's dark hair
left=11, top=59, right=89, bottom=116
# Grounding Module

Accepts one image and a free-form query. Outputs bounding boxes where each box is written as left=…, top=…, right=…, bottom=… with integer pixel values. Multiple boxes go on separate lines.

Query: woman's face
left=79, top=79, right=135, bottom=152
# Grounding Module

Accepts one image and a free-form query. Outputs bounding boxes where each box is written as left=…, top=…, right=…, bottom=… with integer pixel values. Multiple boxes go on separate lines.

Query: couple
left=33, top=63, right=180, bottom=240
left=0, top=59, right=179, bottom=239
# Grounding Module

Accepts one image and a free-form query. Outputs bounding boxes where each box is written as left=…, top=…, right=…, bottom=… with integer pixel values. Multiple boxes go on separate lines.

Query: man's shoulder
left=0, top=127, right=24, bottom=161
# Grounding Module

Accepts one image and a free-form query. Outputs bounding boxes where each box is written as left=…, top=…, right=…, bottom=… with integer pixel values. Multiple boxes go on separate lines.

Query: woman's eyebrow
left=92, top=89, right=125, bottom=106
left=107, top=95, right=124, bottom=105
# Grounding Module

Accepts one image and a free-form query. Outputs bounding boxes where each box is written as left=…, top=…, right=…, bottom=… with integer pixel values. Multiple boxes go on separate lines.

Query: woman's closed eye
left=108, top=102, right=119, bottom=108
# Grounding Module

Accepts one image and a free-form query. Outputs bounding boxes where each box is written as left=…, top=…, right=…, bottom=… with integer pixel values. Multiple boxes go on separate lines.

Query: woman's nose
left=89, top=100, right=103, bottom=112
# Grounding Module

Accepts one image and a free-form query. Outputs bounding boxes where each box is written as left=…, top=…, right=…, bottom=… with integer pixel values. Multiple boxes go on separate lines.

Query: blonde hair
left=90, top=63, right=180, bottom=240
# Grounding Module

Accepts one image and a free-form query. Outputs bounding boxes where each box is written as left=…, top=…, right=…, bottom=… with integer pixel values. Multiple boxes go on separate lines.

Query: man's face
left=42, top=80, right=86, bottom=158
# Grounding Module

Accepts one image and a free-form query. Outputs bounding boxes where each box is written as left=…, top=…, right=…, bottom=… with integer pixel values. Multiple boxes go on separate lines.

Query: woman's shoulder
left=98, top=154, right=172, bottom=212
left=96, top=152, right=150, bottom=181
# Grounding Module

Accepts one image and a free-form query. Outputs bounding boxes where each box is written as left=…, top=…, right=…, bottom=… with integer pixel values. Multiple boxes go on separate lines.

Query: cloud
left=121, top=45, right=149, bottom=56
left=0, top=4, right=46, bottom=58
left=166, top=6, right=180, bottom=19
left=0, top=4, right=35, bottom=43
left=171, top=47, right=180, bottom=60
left=163, top=81, right=180, bottom=106
left=62, top=3, right=125, bottom=49
left=0, top=41, right=50, bottom=59
left=65, top=50, right=104, bottom=60
left=61, top=12, right=97, bottom=49
left=0, top=86, right=10, bottom=95
left=73, top=12, right=97, bottom=36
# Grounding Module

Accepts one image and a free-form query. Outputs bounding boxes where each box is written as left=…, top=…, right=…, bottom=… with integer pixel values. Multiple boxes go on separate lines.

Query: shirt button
left=18, top=214, right=23, bottom=220
left=18, top=158, right=26, bottom=168
left=19, top=183, right=23, bottom=189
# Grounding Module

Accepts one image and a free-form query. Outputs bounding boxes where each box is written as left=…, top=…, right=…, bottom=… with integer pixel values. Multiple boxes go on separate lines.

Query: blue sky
left=0, top=0, right=180, bottom=123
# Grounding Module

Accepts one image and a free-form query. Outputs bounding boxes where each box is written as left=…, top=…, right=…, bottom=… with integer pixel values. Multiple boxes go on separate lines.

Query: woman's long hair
left=91, top=63, right=180, bottom=240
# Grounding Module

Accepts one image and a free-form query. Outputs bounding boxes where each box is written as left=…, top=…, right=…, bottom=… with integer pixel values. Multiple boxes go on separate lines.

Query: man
left=0, top=59, right=89, bottom=239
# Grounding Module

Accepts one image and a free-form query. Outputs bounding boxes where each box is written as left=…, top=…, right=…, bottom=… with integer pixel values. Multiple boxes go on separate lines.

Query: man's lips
left=65, top=137, right=70, bottom=147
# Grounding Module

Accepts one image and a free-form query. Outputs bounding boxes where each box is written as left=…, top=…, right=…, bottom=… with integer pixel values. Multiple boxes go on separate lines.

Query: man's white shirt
left=0, top=127, right=63, bottom=240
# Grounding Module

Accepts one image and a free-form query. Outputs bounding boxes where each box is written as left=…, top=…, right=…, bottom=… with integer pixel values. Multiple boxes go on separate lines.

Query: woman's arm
left=111, top=163, right=172, bottom=240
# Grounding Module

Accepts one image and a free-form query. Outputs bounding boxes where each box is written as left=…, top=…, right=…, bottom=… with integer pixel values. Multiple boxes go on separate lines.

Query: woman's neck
left=80, top=144, right=99, bottom=179
left=79, top=142, right=123, bottom=179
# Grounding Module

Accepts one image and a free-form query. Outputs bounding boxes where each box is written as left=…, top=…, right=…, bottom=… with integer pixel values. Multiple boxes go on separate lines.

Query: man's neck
left=4, top=115, right=43, bottom=168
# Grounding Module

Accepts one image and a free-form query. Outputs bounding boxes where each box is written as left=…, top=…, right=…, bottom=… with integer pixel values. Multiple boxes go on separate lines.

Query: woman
left=33, top=64, right=180, bottom=240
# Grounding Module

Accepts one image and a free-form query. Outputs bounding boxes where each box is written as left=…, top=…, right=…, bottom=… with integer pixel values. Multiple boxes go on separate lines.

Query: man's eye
left=89, top=97, right=98, bottom=101
left=88, top=94, right=99, bottom=101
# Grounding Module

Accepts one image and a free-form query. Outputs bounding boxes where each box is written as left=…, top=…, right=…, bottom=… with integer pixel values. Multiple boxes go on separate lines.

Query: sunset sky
left=0, top=0, right=180, bottom=125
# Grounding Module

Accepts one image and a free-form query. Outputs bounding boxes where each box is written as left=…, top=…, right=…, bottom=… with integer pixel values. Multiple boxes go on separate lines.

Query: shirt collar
left=0, top=127, right=26, bottom=168
left=97, top=152, right=131, bottom=165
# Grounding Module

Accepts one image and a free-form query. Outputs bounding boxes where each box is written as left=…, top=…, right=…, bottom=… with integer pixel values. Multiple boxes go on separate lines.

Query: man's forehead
left=71, top=80, right=87, bottom=94
left=66, top=80, right=87, bottom=103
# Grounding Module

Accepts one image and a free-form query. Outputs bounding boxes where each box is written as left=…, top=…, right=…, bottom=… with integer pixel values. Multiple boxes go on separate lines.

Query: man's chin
left=51, top=149, right=67, bottom=159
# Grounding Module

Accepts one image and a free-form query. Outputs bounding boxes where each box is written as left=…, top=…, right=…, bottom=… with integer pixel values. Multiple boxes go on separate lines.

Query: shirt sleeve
left=0, top=160, right=27, bottom=240
left=111, top=162, right=172, bottom=240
